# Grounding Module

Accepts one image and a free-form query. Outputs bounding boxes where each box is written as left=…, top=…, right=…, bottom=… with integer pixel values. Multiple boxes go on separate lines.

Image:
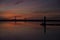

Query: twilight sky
left=0, top=0, right=60, bottom=19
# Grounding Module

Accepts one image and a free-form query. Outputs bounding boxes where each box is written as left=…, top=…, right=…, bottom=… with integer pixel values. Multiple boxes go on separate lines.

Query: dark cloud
left=0, top=0, right=24, bottom=4
left=0, top=0, right=60, bottom=7
left=33, top=9, right=60, bottom=14
left=47, top=15, right=60, bottom=20
left=15, top=0, right=24, bottom=5
left=0, top=16, right=8, bottom=20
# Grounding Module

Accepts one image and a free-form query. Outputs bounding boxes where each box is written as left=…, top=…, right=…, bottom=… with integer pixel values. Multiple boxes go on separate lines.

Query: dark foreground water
left=0, top=22, right=60, bottom=40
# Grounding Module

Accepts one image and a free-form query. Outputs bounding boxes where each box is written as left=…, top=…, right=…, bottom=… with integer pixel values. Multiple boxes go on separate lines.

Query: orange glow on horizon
left=0, top=10, right=55, bottom=20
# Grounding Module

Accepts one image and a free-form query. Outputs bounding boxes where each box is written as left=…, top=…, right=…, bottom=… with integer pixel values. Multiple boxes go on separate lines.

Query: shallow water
left=0, top=22, right=60, bottom=40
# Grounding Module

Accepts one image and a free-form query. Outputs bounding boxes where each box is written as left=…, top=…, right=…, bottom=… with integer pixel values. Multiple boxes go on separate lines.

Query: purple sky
left=0, top=0, right=60, bottom=19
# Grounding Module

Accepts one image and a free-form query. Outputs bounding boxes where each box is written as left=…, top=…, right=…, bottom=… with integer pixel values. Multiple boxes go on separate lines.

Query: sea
left=0, top=22, right=60, bottom=40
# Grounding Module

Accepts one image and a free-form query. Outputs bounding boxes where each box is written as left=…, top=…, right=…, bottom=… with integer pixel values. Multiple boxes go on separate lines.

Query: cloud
left=15, top=0, right=24, bottom=5
left=0, top=0, right=24, bottom=5
left=32, top=9, right=60, bottom=14
left=0, top=16, right=8, bottom=20
left=47, top=15, right=60, bottom=20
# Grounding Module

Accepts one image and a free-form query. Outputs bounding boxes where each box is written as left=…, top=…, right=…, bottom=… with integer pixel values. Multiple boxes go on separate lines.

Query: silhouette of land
left=0, top=19, right=42, bottom=22
left=0, top=19, right=60, bottom=22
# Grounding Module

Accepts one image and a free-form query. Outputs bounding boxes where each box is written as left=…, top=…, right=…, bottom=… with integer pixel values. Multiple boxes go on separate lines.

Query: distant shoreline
left=0, top=19, right=60, bottom=22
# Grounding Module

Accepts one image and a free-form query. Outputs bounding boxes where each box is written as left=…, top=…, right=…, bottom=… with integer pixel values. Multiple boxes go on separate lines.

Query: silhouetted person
left=43, top=16, right=46, bottom=34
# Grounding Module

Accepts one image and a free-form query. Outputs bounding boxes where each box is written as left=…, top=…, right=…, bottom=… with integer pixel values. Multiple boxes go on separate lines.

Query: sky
left=0, top=0, right=60, bottom=19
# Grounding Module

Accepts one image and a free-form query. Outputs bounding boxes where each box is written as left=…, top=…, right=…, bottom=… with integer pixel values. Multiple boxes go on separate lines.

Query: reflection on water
left=0, top=22, right=60, bottom=40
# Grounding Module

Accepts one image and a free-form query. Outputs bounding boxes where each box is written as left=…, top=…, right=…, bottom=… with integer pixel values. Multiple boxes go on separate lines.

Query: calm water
left=0, top=22, right=60, bottom=40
